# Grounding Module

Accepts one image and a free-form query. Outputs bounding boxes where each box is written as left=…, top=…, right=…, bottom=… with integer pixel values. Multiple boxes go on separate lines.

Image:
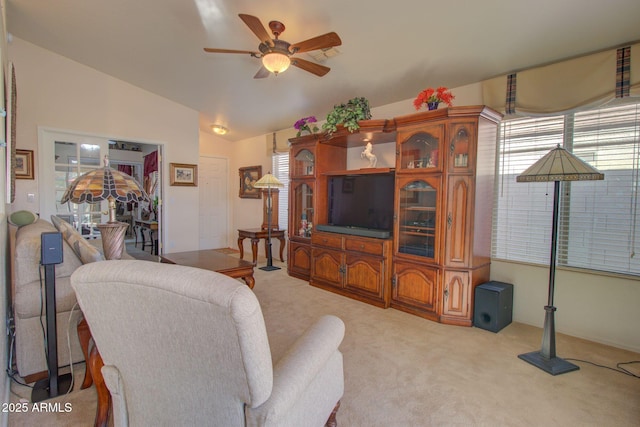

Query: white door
left=199, top=156, right=228, bottom=249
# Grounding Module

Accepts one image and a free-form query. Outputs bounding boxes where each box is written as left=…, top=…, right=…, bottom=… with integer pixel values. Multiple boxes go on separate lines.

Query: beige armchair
left=71, top=260, right=344, bottom=427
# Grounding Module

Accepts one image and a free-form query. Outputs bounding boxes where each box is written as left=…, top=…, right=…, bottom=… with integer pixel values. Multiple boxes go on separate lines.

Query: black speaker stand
left=32, top=242, right=72, bottom=402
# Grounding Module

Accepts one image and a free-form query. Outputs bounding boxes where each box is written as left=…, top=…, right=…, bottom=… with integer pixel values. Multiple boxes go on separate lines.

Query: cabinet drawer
left=312, top=232, right=343, bottom=249
left=345, top=238, right=385, bottom=256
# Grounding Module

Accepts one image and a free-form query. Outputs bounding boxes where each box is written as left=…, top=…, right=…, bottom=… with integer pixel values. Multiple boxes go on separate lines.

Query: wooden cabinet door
left=396, top=123, right=445, bottom=173
left=395, top=175, right=441, bottom=263
left=344, top=253, right=385, bottom=301
left=289, top=180, right=314, bottom=239
left=290, top=144, right=316, bottom=178
left=311, top=247, right=344, bottom=289
left=447, top=121, right=476, bottom=173
left=391, top=261, right=439, bottom=319
left=444, top=175, right=471, bottom=267
left=442, top=270, right=470, bottom=322
left=288, top=241, right=311, bottom=280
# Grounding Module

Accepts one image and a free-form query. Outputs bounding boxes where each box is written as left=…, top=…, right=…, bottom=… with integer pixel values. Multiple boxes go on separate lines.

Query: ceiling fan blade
left=290, top=32, right=342, bottom=53
left=291, top=58, right=331, bottom=77
left=238, top=14, right=274, bottom=47
left=204, top=47, right=259, bottom=55
left=254, top=66, right=270, bottom=79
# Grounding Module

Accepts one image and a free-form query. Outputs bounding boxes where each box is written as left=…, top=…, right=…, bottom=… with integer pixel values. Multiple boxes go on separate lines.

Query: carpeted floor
left=8, top=255, right=640, bottom=426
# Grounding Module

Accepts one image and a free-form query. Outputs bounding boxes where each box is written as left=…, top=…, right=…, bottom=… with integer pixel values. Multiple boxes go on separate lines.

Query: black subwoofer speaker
left=474, top=281, right=513, bottom=333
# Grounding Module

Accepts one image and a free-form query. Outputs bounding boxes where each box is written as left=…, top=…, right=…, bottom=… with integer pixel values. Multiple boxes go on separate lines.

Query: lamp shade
left=516, top=145, right=604, bottom=182
left=61, top=157, right=150, bottom=205
left=253, top=173, right=284, bottom=188
left=262, top=52, right=291, bottom=74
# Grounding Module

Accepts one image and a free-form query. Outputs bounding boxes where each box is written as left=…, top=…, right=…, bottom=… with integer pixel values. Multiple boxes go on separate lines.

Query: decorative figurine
left=361, top=142, right=377, bottom=168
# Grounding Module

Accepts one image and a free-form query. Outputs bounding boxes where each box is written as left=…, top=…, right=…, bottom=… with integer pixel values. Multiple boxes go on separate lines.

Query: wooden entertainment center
left=288, top=106, right=502, bottom=326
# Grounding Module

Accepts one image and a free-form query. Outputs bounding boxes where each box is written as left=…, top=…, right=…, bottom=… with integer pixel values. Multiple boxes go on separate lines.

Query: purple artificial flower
left=294, top=118, right=306, bottom=130
left=294, top=116, right=319, bottom=136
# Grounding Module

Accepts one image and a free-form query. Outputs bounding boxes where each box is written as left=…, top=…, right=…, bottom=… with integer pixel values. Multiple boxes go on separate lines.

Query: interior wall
left=7, top=36, right=201, bottom=253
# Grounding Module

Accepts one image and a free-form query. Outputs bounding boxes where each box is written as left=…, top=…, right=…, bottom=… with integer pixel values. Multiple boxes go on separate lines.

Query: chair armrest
left=248, top=315, right=344, bottom=418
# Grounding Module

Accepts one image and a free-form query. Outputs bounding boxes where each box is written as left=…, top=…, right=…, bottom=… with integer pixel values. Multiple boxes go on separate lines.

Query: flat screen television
left=320, top=173, right=395, bottom=238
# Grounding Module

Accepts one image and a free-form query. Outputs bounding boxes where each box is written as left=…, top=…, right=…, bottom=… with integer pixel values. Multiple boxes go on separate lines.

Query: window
left=272, top=152, right=289, bottom=230
left=493, top=102, right=640, bottom=276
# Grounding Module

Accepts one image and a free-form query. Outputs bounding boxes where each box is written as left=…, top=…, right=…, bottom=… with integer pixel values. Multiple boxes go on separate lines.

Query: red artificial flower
left=413, top=86, right=455, bottom=110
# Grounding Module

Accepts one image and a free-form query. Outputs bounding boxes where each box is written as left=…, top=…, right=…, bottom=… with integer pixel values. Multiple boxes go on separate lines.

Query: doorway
left=38, top=127, right=163, bottom=253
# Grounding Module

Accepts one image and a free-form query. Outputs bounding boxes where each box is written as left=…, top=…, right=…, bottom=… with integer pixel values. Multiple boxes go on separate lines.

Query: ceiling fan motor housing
left=259, top=39, right=292, bottom=57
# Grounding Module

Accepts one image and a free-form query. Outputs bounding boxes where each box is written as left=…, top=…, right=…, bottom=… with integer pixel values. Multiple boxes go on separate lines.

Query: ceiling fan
left=204, top=14, right=342, bottom=78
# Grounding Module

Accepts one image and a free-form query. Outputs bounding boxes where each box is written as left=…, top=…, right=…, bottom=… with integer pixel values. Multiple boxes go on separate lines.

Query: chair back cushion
left=71, top=260, right=273, bottom=426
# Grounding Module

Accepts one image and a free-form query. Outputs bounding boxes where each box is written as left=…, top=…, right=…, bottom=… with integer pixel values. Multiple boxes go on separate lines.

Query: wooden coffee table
left=160, top=249, right=255, bottom=288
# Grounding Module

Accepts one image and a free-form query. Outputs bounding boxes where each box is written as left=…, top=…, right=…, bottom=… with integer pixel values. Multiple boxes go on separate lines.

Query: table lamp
left=61, top=156, right=150, bottom=260
left=516, top=144, right=603, bottom=375
left=253, top=172, right=284, bottom=271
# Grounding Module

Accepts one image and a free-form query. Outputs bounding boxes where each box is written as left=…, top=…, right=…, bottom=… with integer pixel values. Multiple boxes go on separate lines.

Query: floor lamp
left=61, top=156, right=150, bottom=260
left=516, top=145, right=604, bottom=375
left=253, top=172, right=284, bottom=271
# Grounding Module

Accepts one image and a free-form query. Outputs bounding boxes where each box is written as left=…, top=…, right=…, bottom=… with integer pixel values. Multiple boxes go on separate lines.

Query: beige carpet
left=8, top=256, right=640, bottom=426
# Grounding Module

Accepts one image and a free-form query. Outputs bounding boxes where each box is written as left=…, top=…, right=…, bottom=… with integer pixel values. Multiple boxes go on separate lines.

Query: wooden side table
left=237, top=228, right=286, bottom=266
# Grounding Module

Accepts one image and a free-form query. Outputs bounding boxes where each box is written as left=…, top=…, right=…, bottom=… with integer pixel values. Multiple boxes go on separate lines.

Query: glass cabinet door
left=398, top=124, right=444, bottom=172
left=448, top=122, right=474, bottom=172
left=397, top=178, right=439, bottom=260
left=292, top=148, right=315, bottom=177
left=292, top=181, right=314, bottom=238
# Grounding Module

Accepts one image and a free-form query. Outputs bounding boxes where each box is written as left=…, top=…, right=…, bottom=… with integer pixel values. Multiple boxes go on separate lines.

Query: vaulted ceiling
left=7, top=0, right=640, bottom=141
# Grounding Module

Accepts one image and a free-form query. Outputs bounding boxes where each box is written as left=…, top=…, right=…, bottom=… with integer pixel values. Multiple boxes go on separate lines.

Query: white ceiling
left=6, top=0, right=640, bottom=141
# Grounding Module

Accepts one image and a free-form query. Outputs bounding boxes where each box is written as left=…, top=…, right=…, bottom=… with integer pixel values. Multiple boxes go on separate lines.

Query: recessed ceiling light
left=211, top=125, right=228, bottom=135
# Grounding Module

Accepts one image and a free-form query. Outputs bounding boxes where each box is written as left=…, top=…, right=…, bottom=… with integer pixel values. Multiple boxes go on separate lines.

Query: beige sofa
left=9, top=217, right=131, bottom=379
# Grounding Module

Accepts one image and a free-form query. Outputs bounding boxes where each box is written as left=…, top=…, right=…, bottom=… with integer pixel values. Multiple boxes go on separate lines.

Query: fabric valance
left=483, top=42, right=640, bottom=116
left=265, top=127, right=298, bottom=156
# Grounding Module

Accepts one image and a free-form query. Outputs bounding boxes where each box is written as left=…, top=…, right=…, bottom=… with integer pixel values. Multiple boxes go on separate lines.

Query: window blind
left=272, top=152, right=289, bottom=230
left=493, top=102, right=640, bottom=276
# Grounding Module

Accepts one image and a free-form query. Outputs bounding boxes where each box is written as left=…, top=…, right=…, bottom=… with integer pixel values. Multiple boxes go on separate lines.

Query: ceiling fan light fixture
left=211, top=124, right=228, bottom=135
left=262, top=52, right=291, bottom=74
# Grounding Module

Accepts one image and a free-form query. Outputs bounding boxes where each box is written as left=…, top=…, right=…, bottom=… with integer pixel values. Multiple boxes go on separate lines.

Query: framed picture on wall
left=239, top=165, right=262, bottom=199
left=15, top=149, right=34, bottom=180
left=169, top=163, right=198, bottom=186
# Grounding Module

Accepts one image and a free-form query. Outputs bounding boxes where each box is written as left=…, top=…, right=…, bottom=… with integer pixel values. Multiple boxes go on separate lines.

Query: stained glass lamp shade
left=61, top=156, right=150, bottom=259
left=516, top=145, right=603, bottom=375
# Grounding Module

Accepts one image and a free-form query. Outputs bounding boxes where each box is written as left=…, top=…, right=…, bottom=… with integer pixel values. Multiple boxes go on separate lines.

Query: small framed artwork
left=169, top=163, right=198, bottom=186
left=15, top=149, right=34, bottom=180
left=239, top=165, right=262, bottom=199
